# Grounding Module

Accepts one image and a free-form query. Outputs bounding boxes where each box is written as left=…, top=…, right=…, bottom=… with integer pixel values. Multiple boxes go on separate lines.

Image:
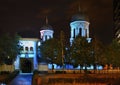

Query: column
left=87, top=28, right=89, bottom=38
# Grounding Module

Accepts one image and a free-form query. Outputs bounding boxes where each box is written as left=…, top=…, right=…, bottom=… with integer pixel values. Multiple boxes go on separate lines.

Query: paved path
left=9, top=73, right=33, bottom=85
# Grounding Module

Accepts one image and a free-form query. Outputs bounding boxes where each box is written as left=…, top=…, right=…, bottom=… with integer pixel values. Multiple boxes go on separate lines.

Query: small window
left=30, top=47, right=33, bottom=51
left=45, top=35, right=47, bottom=40
left=25, top=47, right=28, bottom=51
left=21, top=46, right=24, bottom=51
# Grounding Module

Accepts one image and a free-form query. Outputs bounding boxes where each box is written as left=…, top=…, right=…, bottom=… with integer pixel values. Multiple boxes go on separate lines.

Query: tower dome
left=40, top=16, right=53, bottom=30
left=71, top=12, right=89, bottom=22
left=70, top=7, right=91, bottom=45
left=40, top=24, right=53, bottom=30
left=71, top=6, right=89, bottom=22
left=40, top=16, right=54, bottom=41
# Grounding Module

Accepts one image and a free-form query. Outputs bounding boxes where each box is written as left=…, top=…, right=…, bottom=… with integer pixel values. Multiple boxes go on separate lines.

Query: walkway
left=9, top=73, right=33, bottom=85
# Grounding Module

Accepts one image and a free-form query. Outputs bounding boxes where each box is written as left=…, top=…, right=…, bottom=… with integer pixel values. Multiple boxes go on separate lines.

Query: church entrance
left=20, top=58, right=33, bottom=73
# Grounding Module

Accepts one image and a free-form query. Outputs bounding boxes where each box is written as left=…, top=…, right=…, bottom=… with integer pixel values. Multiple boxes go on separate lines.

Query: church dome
left=40, top=16, right=53, bottom=30
left=71, top=12, right=89, bottom=22
left=40, top=24, right=53, bottom=30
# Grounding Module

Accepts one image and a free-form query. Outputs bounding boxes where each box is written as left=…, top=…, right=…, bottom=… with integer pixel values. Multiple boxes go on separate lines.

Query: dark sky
left=0, top=0, right=113, bottom=44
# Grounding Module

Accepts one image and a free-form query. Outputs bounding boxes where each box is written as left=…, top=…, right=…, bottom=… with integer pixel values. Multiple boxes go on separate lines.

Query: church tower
left=40, top=16, right=54, bottom=41
left=70, top=7, right=91, bottom=45
left=37, top=17, right=54, bottom=71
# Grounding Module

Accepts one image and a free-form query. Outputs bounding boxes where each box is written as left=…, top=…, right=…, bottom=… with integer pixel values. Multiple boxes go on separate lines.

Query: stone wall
left=38, top=64, right=48, bottom=71
left=0, top=64, right=14, bottom=72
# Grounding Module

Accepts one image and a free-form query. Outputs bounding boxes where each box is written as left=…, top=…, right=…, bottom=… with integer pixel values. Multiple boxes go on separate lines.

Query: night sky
left=0, top=0, right=113, bottom=44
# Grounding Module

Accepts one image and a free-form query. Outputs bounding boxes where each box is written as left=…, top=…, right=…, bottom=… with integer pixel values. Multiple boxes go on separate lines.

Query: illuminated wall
left=14, top=38, right=39, bottom=70
left=40, top=29, right=54, bottom=41
left=70, top=21, right=91, bottom=44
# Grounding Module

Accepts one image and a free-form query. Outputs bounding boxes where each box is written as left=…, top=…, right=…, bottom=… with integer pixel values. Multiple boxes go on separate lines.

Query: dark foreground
left=33, top=73, right=120, bottom=85
left=5, top=72, right=120, bottom=85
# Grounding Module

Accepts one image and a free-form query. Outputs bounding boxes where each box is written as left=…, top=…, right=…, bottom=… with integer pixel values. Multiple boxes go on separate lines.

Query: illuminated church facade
left=14, top=9, right=92, bottom=72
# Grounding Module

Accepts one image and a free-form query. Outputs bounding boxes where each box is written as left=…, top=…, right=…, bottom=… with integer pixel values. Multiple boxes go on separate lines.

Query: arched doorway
left=20, top=58, right=33, bottom=73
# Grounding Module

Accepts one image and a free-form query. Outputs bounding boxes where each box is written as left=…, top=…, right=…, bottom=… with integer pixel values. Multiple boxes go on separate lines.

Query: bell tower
left=70, top=7, right=91, bottom=45
left=40, top=16, right=54, bottom=42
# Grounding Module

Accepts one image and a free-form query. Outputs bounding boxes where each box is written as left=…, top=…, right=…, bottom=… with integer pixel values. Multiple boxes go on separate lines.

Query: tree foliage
left=0, top=33, right=21, bottom=65
left=91, top=37, right=105, bottom=66
left=39, top=31, right=120, bottom=70
left=70, top=36, right=92, bottom=69
left=40, top=38, right=63, bottom=66
left=104, top=39, right=120, bottom=67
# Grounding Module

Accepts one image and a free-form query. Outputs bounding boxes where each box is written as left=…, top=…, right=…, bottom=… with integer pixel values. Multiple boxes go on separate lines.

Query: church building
left=14, top=8, right=91, bottom=73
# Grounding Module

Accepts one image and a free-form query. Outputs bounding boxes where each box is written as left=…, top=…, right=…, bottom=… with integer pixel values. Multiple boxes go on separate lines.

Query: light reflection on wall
left=48, top=64, right=103, bottom=70
left=14, top=38, right=39, bottom=70
left=19, top=41, right=34, bottom=53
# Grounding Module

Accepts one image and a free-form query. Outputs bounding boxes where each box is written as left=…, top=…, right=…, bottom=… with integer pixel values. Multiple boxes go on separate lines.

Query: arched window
left=85, top=29, right=87, bottom=37
left=45, top=35, right=47, bottom=41
left=25, top=47, right=28, bottom=51
left=79, top=28, right=82, bottom=36
left=73, top=29, right=75, bottom=38
left=21, top=46, right=24, bottom=51
left=30, top=47, right=33, bottom=51
left=49, top=36, right=51, bottom=39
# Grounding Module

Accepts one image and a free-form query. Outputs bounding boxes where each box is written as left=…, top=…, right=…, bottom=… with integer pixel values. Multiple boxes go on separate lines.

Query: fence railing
left=48, top=69, right=120, bottom=74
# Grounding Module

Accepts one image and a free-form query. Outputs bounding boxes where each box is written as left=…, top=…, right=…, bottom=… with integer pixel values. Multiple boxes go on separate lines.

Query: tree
left=40, top=38, right=62, bottom=70
left=91, top=37, right=105, bottom=70
left=64, top=47, right=71, bottom=67
left=0, top=33, right=21, bottom=65
left=104, top=39, right=120, bottom=68
left=70, top=36, right=92, bottom=72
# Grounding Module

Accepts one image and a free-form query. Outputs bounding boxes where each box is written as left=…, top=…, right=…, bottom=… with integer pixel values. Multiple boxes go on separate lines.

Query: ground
left=33, top=73, right=120, bottom=85
left=0, top=72, right=10, bottom=84
left=0, top=70, right=19, bottom=84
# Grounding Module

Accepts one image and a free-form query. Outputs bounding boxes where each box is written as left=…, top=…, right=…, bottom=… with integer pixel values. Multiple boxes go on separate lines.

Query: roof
left=18, top=30, right=39, bottom=38
left=40, top=24, right=53, bottom=30
left=71, top=11, right=89, bottom=22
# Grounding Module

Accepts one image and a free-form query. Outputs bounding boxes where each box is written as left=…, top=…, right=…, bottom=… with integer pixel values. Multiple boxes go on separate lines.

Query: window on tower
left=79, top=28, right=82, bottom=36
left=73, top=29, right=75, bottom=38
left=49, top=36, right=51, bottom=39
left=45, top=35, right=47, bottom=41
left=85, top=29, right=87, bottom=37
